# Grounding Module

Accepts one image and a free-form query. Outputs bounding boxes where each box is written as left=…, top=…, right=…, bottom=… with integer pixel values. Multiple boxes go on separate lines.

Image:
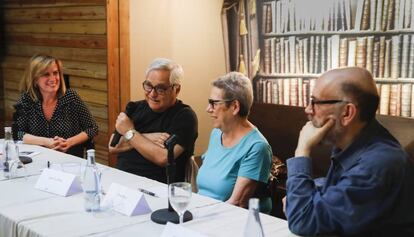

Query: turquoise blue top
left=197, top=127, right=272, bottom=212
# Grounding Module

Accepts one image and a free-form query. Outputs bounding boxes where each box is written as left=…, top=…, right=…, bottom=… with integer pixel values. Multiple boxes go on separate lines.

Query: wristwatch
left=124, top=129, right=136, bottom=142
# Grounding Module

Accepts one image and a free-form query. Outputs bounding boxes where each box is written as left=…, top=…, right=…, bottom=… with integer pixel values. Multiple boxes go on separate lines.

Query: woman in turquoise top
left=197, top=72, right=272, bottom=213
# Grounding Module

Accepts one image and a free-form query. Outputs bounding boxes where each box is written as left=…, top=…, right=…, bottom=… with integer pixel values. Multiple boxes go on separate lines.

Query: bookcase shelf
left=258, top=73, right=414, bottom=83
left=264, top=29, right=414, bottom=38
left=255, top=0, right=414, bottom=119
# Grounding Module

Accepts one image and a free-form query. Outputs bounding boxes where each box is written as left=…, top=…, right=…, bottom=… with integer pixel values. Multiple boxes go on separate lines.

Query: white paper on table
left=35, top=168, right=82, bottom=196
left=161, top=222, right=208, bottom=237
left=102, top=182, right=152, bottom=216
left=145, top=186, right=168, bottom=198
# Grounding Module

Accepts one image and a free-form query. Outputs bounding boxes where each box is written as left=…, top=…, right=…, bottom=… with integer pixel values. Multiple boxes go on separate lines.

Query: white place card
left=35, top=168, right=82, bottom=196
left=161, top=222, right=208, bottom=237
left=102, top=182, right=152, bottom=216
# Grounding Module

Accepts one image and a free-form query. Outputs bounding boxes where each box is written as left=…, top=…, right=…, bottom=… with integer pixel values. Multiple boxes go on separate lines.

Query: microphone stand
left=150, top=135, right=193, bottom=224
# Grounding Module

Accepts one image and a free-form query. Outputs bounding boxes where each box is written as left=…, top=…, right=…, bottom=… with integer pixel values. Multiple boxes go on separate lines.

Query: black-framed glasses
left=208, top=99, right=233, bottom=109
left=142, top=81, right=175, bottom=95
left=310, top=97, right=349, bottom=111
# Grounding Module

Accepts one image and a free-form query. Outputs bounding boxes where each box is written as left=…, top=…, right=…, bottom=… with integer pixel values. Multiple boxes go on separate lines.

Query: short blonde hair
left=20, top=54, right=66, bottom=101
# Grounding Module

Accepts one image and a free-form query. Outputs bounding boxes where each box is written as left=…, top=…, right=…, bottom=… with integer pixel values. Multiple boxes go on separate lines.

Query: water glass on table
left=168, top=182, right=192, bottom=224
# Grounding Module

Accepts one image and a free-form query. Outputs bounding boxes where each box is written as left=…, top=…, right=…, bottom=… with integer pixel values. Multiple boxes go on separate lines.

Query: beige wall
left=129, top=0, right=226, bottom=155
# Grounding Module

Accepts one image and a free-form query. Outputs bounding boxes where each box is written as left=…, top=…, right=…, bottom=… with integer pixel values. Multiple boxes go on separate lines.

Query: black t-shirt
left=117, top=100, right=198, bottom=183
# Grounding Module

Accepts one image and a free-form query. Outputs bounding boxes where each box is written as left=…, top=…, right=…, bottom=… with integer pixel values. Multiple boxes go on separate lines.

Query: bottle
left=83, top=149, right=100, bottom=212
left=2, top=127, right=16, bottom=179
left=243, top=198, right=265, bottom=237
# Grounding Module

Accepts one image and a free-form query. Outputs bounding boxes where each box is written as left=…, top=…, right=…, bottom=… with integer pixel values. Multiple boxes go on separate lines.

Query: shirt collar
left=330, top=119, right=382, bottom=171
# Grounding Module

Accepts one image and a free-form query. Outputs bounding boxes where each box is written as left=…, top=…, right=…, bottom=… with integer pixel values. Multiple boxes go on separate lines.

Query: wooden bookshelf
left=256, top=0, right=414, bottom=119
left=264, top=29, right=414, bottom=37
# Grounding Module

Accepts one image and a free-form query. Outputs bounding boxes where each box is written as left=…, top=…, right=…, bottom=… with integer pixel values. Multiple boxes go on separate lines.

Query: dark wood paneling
left=6, top=44, right=107, bottom=63
left=0, top=1, right=110, bottom=164
left=6, top=33, right=107, bottom=49
left=5, top=21, right=106, bottom=34
left=4, top=6, right=106, bottom=22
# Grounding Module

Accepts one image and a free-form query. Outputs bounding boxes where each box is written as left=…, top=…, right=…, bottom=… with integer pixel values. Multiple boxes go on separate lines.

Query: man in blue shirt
left=284, top=67, right=414, bottom=236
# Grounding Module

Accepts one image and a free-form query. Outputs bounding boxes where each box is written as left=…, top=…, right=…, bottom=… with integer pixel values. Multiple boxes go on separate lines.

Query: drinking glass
left=5, top=143, right=27, bottom=179
left=168, top=182, right=192, bottom=224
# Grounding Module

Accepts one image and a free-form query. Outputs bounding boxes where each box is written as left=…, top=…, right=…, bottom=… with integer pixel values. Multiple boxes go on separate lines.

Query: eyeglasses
left=208, top=99, right=233, bottom=109
left=142, top=81, right=176, bottom=95
left=310, top=97, right=349, bottom=111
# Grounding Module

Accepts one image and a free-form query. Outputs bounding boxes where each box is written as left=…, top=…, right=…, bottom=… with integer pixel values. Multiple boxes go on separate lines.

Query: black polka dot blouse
left=13, top=89, right=99, bottom=149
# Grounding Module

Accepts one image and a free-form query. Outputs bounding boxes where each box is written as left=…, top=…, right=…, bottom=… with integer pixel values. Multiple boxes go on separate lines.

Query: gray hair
left=212, top=72, right=253, bottom=117
left=145, top=58, right=183, bottom=85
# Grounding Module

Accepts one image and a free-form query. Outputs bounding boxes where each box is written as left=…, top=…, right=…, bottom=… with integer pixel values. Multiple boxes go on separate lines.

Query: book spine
left=370, top=0, right=378, bottom=30
left=366, top=36, right=375, bottom=73
left=373, top=40, right=381, bottom=77
left=379, top=36, right=386, bottom=77
left=384, top=39, right=391, bottom=77
left=391, top=35, right=401, bottom=79
left=362, top=0, right=371, bottom=30
left=303, top=38, right=309, bottom=73
left=401, top=83, right=412, bottom=117
left=348, top=39, right=357, bottom=67
left=356, top=37, right=368, bottom=68
left=409, top=35, right=414, bottom=77
left=400, top=34, right=409, bottom=78
left=386, top=0, right=395, bottom=30
left=340, top=38, right=349, bottom=67
left=376, top=0, right=384, bottom=31
left=380, top=83, right=391, bottom=115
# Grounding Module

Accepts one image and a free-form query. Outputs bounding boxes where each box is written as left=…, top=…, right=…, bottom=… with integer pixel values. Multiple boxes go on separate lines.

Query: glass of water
left=168, top=182, right=192, bottom=224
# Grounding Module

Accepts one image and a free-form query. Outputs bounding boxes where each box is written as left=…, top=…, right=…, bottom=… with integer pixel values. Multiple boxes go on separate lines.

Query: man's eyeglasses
left=208, top=99, right=233, bottom=109
left=142, top=81, right=175, bottom=95
left=310, top=97, right=349, bottom=111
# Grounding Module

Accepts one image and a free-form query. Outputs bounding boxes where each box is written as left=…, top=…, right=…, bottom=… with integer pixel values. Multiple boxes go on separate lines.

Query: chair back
left=185, top=155, right=199, bottom=193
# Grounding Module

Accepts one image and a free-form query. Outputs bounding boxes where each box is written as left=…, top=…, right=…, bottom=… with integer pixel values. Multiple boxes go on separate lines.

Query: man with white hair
left=109, top=58, right=198, bottom=183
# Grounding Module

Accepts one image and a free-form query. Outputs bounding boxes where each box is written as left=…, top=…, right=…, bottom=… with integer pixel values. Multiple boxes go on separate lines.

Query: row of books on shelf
left=255, top=78, right=414, bottom=117
left=262, top=34, right=414, bottom=78
left=262, top=0, right=414, bottom=34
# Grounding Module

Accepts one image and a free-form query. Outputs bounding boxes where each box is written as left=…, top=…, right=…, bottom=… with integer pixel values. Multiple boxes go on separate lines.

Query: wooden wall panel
left=70, top=76, right=107, bottom=92
left=6, top=33, right=107, bottom=49
left=5, top=21, right=106, bottom=34
left=6, top=44, right=107, bottom=63
left=0, top=1, right=110, bottom=164
left=4, top=6, right=106, bottom=22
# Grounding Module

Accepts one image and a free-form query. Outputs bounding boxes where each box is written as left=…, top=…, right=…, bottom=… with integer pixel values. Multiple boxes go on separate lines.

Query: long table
left=0, top=144, right=297, bottom=237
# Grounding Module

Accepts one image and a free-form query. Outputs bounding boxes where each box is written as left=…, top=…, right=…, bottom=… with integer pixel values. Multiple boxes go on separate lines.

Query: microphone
left=110, top=102, right=137, bottom=147
left=151, top=134, right=193, bottom=224
left=165, top=134, right=178, bottom=196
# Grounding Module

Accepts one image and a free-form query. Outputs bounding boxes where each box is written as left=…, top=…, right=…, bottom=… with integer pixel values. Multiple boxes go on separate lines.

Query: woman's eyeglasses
left=208, top=99, right=233, bottom=109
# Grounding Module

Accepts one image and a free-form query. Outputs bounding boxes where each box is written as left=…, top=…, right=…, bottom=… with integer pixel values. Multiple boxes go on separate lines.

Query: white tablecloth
left=0, top=144, right=298, bottom=237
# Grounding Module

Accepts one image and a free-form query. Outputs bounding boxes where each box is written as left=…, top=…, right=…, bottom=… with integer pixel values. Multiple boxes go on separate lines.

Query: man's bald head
left=319, top=67, right=379, bottom=122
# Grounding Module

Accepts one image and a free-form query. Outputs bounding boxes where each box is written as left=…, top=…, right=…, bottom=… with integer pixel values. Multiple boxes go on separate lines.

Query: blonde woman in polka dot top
left=13, top=54, right=98, bottom=157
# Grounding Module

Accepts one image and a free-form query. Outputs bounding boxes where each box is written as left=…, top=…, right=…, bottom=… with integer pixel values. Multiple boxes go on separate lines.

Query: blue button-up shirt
left=286, top=119, right=414, bottom=236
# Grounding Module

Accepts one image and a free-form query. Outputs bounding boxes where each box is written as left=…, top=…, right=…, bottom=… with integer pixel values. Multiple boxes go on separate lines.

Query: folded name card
left=161, top=222, right=208, bottom=237
left=35, top=168, right=82, bottom=196
left=102, top=182, right=152, bottom=216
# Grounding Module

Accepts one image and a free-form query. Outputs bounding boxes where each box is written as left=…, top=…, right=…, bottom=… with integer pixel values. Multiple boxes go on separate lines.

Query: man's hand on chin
left=295, top=119, right=335, bottom=157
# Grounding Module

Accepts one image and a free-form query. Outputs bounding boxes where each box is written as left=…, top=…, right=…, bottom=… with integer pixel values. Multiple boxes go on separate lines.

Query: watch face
left=125, top=130, right=134, bottom=141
